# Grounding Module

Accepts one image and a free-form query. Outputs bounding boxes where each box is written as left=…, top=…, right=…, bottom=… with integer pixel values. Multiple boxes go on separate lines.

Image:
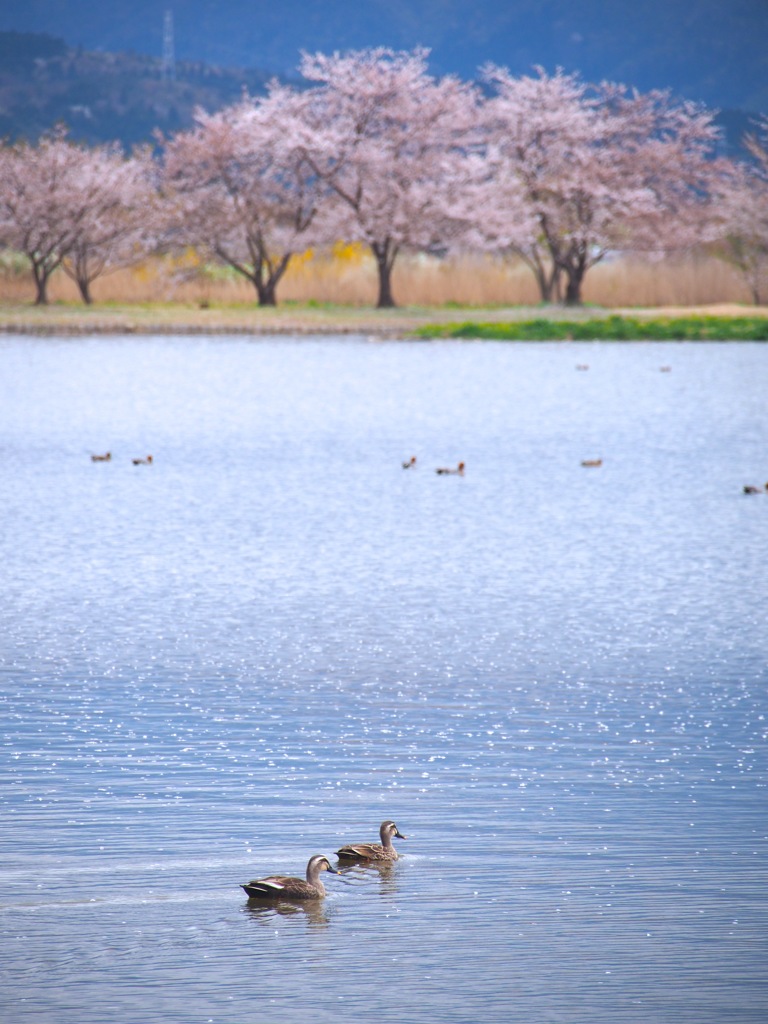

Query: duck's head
left=381, top=820, right=407, bottom=841
left=309, top=855, right=340, bottom=875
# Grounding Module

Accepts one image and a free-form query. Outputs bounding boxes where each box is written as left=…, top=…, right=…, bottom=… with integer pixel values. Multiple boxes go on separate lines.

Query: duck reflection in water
left=243, top=899, right=331, bottom=928
left=338, top=858, right=400, bottom=896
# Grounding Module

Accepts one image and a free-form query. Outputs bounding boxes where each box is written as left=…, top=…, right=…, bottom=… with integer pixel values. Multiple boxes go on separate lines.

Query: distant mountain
left=0, top=16, right=761, bottom=155
left=1, top=0, right=767, bottom=113
left=0, top=32, right=273, bottom=147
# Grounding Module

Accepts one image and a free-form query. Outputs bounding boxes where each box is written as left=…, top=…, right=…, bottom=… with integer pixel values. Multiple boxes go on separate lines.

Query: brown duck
left=435, top=462, right=465, bottom=476
left=241, top=854, right=340, bottom=900
left=336, top=820, right=407, bottom=862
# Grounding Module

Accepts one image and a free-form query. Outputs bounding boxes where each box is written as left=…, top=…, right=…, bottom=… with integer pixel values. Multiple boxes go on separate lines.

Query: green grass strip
left=415, top=315, right=768, bottom=341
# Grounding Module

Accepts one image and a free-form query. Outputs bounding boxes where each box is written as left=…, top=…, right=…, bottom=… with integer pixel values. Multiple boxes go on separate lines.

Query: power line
left=162, top=9, right=176, bottom=82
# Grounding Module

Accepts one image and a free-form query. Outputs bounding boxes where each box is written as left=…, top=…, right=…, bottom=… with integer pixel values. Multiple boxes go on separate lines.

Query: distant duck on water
left=435, top=461, right=465, bottom=476
left=402, top=456, right=417, bottom=469
left=132, top=455, right=153, bottom=465
left=743, top=483, right=768, bottom=494
left=580, top=458, right=603, bottom=468
left=336, top=820, right=407, bottom=862
left=91, top=452, right=111, bottom=462
left=241, top=855, right=340, bottom=900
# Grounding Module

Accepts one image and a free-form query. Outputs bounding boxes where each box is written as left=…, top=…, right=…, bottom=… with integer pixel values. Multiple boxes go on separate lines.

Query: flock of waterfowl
left=92, top=423, right=761, bottom=494
left=93, top=452, right=603, bottom=473
left=572, top=361, right=762, bottom=489
left=90, top=447, right=765, bottom=495
left=90, top=451, right=153, bottom=465
left=405, top=455, right=605, bottom=472
left=240, top=820, right=406, bottom=900
left=402, top=455, right=465, bottom=475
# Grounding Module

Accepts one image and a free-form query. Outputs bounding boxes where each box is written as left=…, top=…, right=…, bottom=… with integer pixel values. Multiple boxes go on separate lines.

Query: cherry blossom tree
left=714, top=119, right=768, bottom=304
left=293, top=48, right=479, bottom=308
left=161, top=83, right=330, bottom=306
left=59, top=146, right=158, bottom=304
left=461, top=70, right=587, bottom=302
left=0, top=131, right=101, bottom=304
left=600, top=84, right=725, bottom=259
left=0, top=130, right=156, bottom=305
left=474, top=67, right=722, bottom=305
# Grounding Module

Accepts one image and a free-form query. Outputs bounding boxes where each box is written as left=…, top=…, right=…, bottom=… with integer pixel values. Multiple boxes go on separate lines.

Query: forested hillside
left=0, top=30, right=756, bottom=156
left=0, top=31, right=274, bottom=147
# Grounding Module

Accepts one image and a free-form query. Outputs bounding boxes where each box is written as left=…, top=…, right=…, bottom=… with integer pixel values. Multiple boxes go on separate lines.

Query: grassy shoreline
left=416, top=315, right=768, bottom=341
left=1, top=301, right=767, bottom=339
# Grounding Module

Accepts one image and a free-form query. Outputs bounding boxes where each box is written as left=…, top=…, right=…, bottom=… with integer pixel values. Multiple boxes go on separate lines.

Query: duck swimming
left=336, top=820, right=407, bottom=862
left=435, top=462, right=465, bottom=476
left=241, top=854, right=340, bottom=900
left=580, top=458, right=603, bottom=467
left=402, top=456, right=417, bottom=469
left=132, top=455, right=153, bottom=465
left=91, top=452, right=111, bottom=462
left=743, top=483, right=768, bottom=494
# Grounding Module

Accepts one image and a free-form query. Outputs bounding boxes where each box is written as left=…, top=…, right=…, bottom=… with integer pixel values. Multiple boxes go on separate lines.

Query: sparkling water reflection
left=1, top=336, right=766, bottom=1023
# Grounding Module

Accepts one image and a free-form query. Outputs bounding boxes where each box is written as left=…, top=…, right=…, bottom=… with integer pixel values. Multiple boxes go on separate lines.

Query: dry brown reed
left=0, top=250, right=755, bottom=308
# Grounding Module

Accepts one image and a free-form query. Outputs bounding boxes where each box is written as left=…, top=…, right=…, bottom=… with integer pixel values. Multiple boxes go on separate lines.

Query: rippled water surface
left=1, top=335, right=766, bottom=1024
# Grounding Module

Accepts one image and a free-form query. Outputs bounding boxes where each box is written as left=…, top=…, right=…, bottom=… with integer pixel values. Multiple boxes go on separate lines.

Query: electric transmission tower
left=162, top=9, right=176, bottom=82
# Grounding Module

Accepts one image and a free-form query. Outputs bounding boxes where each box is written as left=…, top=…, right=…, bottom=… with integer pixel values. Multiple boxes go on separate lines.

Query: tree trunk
left=536, top=264, right=562, bottom=303
left=32, top=264, right=49, bottom=305
left=253, top=253, right=291, bottom=307
left=514, top=239, right=560, bottom=304
left=77, top=277, right=93, bottom=304
left=375, top=262, right=395, bottom=308
left=562, top=246, right=588, bottom=306
left=533, top=265, right=551, bottom=302
left=254, top=280, right=278, bottom=306
left=372, top=239, right=398, bottom=308
left=563, top=274, right=583, bottom=306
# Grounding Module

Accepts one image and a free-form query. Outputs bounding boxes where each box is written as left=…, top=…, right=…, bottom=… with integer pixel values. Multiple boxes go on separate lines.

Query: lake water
left=0, top=335, right=766, bottom=1024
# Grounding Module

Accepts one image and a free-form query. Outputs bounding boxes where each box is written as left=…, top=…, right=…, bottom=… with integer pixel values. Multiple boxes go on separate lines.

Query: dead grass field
left=1, top=251, right=765, bottom=335
left=0, top=250, right=758, bottom=305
